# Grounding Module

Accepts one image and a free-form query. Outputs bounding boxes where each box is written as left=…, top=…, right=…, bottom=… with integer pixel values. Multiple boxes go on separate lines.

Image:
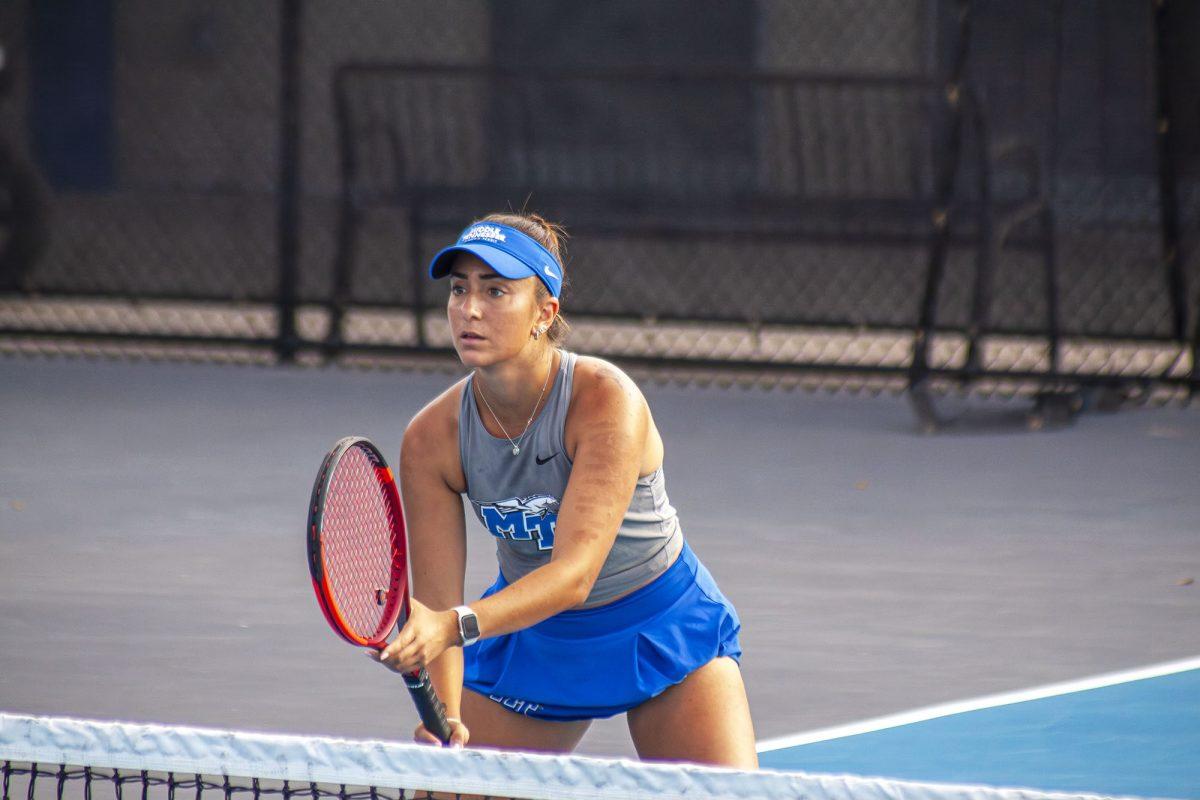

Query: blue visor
left=428, top=222, right=563, bottom=298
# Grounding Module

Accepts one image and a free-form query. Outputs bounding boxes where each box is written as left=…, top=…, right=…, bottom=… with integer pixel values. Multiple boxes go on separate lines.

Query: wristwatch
left=453, top=605, right=480, bottom=647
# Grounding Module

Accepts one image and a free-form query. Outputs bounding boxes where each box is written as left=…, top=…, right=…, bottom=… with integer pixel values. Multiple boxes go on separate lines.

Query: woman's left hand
left=368, top=598, right=460, bottom=674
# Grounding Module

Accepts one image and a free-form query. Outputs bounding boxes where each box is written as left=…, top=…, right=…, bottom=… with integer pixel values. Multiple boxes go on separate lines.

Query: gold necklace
left=474, top=351, right=555, bottom=456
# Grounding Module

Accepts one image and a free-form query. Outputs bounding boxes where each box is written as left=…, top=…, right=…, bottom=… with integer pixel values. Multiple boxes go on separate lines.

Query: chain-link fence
left=0, top=0, right=1195, bottom=409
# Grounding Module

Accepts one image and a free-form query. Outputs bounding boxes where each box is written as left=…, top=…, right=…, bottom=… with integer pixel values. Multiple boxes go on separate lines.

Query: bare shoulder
left=566, top=355, right=662, bottom=474
left=404, top=376, right=467, bottom=444
left=401, top=376, right=469, bottom=489
left=570, top=355, right=645, bottom=411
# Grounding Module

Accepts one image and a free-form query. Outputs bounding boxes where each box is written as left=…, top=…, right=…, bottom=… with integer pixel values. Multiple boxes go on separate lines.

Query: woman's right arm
left=396, top=389, right=470, bottom=744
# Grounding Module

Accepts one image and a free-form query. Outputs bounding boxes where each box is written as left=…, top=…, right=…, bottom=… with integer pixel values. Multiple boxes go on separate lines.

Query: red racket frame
left=307, top=436, right=407, bottom=647
left=306, top=436, right=451, bottom=744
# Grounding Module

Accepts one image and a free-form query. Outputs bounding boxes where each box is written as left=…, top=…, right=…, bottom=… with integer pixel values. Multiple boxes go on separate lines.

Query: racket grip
left=404, top=667, right=452, bottom=744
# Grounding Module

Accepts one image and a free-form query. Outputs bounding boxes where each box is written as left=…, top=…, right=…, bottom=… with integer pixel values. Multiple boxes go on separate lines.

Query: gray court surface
left=1, top=356, right=1198, bottom=758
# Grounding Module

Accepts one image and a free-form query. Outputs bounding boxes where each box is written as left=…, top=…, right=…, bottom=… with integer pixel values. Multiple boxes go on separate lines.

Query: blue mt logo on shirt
left=477, top=494, right=559, bottom=551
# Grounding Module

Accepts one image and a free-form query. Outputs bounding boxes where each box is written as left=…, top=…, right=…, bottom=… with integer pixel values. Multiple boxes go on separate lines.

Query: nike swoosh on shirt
left=536, top=452, right=559, bottom=465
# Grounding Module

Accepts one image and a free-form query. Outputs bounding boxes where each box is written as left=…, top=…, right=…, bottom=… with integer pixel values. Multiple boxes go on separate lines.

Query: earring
left=532, top=328, right=543, bottom=340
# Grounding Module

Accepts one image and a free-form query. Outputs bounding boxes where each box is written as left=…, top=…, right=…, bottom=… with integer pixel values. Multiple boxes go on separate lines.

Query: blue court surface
left=758, top=658, right=1200, bottom=799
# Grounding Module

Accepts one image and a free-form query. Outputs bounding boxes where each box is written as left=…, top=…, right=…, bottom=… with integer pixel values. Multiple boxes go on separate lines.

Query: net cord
left=0, top=713, right=1145, bottom=800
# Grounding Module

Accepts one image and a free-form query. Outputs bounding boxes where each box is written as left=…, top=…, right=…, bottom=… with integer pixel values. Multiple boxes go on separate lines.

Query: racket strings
left=322, top=446, right=402, bottom=642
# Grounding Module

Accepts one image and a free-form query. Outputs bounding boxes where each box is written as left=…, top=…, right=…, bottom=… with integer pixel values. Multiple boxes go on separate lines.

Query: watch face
left=461, top=613, right=480, bottom=641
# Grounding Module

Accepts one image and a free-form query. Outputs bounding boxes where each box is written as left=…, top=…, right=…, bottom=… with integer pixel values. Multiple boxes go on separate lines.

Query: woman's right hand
left=415, top=717, right=469, bottom=749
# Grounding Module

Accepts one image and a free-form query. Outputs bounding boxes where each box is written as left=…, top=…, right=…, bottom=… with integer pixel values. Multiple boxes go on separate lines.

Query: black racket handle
left=404, top=667, right=452, bottom=744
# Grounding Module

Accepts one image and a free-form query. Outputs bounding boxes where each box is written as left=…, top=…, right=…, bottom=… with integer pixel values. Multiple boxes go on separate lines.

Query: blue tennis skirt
left=462, top=542, right=742, bottom=721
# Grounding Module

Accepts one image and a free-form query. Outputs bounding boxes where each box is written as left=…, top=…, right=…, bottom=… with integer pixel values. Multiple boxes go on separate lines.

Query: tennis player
left=370, top=212, right=757, bottom=767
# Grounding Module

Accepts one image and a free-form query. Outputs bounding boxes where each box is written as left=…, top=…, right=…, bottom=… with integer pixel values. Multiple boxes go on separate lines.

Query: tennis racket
left=307, top=436, right=452, bottom=744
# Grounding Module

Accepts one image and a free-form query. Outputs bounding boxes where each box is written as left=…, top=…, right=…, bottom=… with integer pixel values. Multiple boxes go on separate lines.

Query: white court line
left=756, top=655, right=1200, bottom=753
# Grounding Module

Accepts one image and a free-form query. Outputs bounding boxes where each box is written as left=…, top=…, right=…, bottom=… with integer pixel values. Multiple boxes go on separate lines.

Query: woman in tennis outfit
left=371, top=212, right=756, bottom=767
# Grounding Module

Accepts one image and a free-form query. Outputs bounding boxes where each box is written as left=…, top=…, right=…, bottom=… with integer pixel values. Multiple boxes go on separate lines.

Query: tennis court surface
left=2, top=357, right=1198, bottom=798
left=760, top=658, right=1200, bottom=798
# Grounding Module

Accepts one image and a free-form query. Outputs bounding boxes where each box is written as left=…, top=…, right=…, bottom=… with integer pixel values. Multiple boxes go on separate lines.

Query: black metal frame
left=0, top=0, right=1193, bottom=421
left=323, top=2, right=988, bottom=347
left=324, top=63, right=957, bottom=347
left=275, top=0, right=302, bottom=363
left=909, top=0, right=1195, bottom=429
left=1153, top=0, right=1195, bottom=398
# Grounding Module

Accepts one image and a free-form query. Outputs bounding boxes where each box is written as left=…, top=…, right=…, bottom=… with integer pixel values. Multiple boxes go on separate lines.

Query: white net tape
left=0, top=713, right=1145, bottom=800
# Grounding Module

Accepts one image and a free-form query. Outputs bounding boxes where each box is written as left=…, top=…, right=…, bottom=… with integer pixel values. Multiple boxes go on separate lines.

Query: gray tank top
left=458, top=350, right=684, bottom=607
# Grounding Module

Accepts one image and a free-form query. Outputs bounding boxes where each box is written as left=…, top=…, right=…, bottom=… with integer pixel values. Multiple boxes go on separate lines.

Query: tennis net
left=1, top=712, right=1124, bottom=800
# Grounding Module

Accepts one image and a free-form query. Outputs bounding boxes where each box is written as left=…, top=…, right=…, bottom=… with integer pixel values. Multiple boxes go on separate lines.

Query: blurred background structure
left=0, top=0, right=1197, bottom=424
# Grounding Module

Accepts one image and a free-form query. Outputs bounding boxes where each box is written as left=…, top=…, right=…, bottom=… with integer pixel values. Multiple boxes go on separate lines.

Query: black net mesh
left=4, top=764, right=432, bottom=800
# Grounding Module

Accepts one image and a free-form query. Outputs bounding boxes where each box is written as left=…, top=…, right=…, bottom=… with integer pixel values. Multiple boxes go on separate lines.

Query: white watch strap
left=453, top=605, right=479, bottom=646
